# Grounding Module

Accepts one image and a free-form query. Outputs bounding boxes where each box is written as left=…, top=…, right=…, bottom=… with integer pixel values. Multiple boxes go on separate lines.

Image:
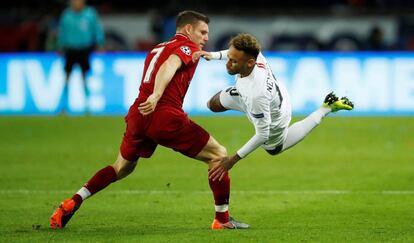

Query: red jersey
left=137, top=33, right=200, bottom=109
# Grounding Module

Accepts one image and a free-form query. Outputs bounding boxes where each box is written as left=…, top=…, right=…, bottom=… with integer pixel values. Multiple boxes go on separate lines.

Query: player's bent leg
left=207, top=91, right=228, bottom=112
left=50, top=153, right=137, bottom=229
left=194, top=136, right=250, bottom=230
left=194, top=135, right=227, bottom=164
left=50, top=167, right=117, bottom=229
left=273, top=92, right=354, bottom=154
left=209, top=87, right=245, bottom=113
left=278, top=108, right=329, bottom=153
left=112, top=153, right=138, bottom=180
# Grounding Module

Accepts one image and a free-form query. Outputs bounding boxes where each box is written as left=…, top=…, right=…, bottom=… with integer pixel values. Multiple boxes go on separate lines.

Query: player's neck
left=240, top=67, right=254, bottom=78
left=176, top=31, right=190, bottom=39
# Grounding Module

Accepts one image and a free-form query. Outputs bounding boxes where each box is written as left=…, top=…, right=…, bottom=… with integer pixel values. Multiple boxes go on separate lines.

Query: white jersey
left=215, top=51, right=292, bottom=158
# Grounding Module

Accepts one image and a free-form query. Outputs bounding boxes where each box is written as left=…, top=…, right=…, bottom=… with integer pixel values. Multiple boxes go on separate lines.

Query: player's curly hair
left=229, top=34, right=261, bottom=59
left=176, top=10, right=210, bottom=29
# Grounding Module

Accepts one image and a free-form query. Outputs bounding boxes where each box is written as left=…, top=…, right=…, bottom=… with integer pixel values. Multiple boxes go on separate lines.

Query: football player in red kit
left=50, top=10, right=249, bottom=230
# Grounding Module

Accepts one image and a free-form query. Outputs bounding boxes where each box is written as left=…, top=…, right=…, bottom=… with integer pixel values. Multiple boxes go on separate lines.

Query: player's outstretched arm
left=209, top=50, right=228, bottom=60
left=193, top=50, right=229, bottom=62
left=139, top=54, right=182, bottom=115
left=192, top=50, right=210, bottom=61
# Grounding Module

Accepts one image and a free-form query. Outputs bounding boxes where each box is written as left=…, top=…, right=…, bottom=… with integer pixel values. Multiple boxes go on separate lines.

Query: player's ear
left=247, top=58, right=256, bottom=68
left=184, top=24, right=193, bottom=35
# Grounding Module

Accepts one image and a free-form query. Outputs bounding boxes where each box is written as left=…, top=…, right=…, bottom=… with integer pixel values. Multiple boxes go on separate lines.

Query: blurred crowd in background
left=2, top=0, right=414, bottom=52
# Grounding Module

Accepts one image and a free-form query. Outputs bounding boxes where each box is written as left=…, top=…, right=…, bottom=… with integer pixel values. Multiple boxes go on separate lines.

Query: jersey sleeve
left=172, top=41, right=199, bottom=66
left=236, top=94, right=272, bottom=158
left=210, top=50, right=229, bottom=60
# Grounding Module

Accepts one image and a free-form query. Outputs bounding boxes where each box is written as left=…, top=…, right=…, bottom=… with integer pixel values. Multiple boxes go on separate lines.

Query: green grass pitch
left=0, top=115, right=413, bottom=242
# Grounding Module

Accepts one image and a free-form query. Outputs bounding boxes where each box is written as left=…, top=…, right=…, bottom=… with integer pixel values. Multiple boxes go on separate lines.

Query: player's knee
left=115, top=161, right=137, bottom=180
left=208, top=100, right=226, bottom=112
left=207, top=99, right=213, bottom=111
left=207, top=99, right=218, bottom=112
left=113, top=154, right=138, bottom=180
left=207, top=92, right=226, bottom=112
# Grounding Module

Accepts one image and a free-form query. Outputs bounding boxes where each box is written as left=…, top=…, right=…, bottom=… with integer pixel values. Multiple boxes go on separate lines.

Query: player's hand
left=192, top=51, right=211, bottom=62
left=208, top=156, right=238, bottom=181
left=138, top=94, right=159, bottom=115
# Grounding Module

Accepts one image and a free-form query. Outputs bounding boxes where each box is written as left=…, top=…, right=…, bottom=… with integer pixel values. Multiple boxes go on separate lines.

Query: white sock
left=76, top=187, right=91, bottom=200
left=282, top=106, right=331, bottom=151
left=215, top=204, right=229, bottom=212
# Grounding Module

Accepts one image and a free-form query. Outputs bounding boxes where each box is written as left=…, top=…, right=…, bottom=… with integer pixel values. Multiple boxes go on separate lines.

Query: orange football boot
left=50, top=198, right=79, bottom=229
left=211, top=217, right=250, bottom=230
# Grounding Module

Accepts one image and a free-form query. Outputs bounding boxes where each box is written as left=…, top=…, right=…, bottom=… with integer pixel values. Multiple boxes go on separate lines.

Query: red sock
left=85, top=165, right=117, bottom=194
left=71, top=166, right=117, bottom=204
left=71, top=194, right=83, bottom=205
left=208, top=172, right=230, bottom=223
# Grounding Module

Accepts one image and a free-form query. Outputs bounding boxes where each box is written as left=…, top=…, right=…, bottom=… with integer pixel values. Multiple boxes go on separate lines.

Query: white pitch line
left=1, top=189, right=414, bottom=195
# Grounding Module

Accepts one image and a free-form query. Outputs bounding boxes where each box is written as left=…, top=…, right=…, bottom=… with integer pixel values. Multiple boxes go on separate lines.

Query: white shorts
left=219, top=86, right=246, bottom=112
left=219, top=86, right=291, bottom=151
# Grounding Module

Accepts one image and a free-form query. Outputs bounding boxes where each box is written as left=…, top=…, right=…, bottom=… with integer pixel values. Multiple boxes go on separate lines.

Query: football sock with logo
left=282, top=106, right=331, bottom=151
left=72, top=166, right=118, bottom=205
left=208, top=172, right=230, bottom=223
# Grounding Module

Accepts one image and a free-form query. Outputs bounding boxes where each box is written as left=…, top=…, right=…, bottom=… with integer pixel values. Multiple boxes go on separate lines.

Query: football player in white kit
left=193, top=33, right=354, bottom=181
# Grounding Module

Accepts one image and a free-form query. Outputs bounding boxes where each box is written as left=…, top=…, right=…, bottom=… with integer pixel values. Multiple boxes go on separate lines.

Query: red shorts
left=120, top=103, right=210, bottom=161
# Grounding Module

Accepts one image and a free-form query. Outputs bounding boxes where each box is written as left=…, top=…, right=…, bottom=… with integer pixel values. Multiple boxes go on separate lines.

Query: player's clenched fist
left=138, top=94, right=159, bottom=115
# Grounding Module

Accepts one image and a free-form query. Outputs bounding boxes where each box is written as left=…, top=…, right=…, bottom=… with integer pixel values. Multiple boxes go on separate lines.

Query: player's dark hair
left=229, top=33, right=261, bottom=59
left=176, top=10, right=210, bottom=30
